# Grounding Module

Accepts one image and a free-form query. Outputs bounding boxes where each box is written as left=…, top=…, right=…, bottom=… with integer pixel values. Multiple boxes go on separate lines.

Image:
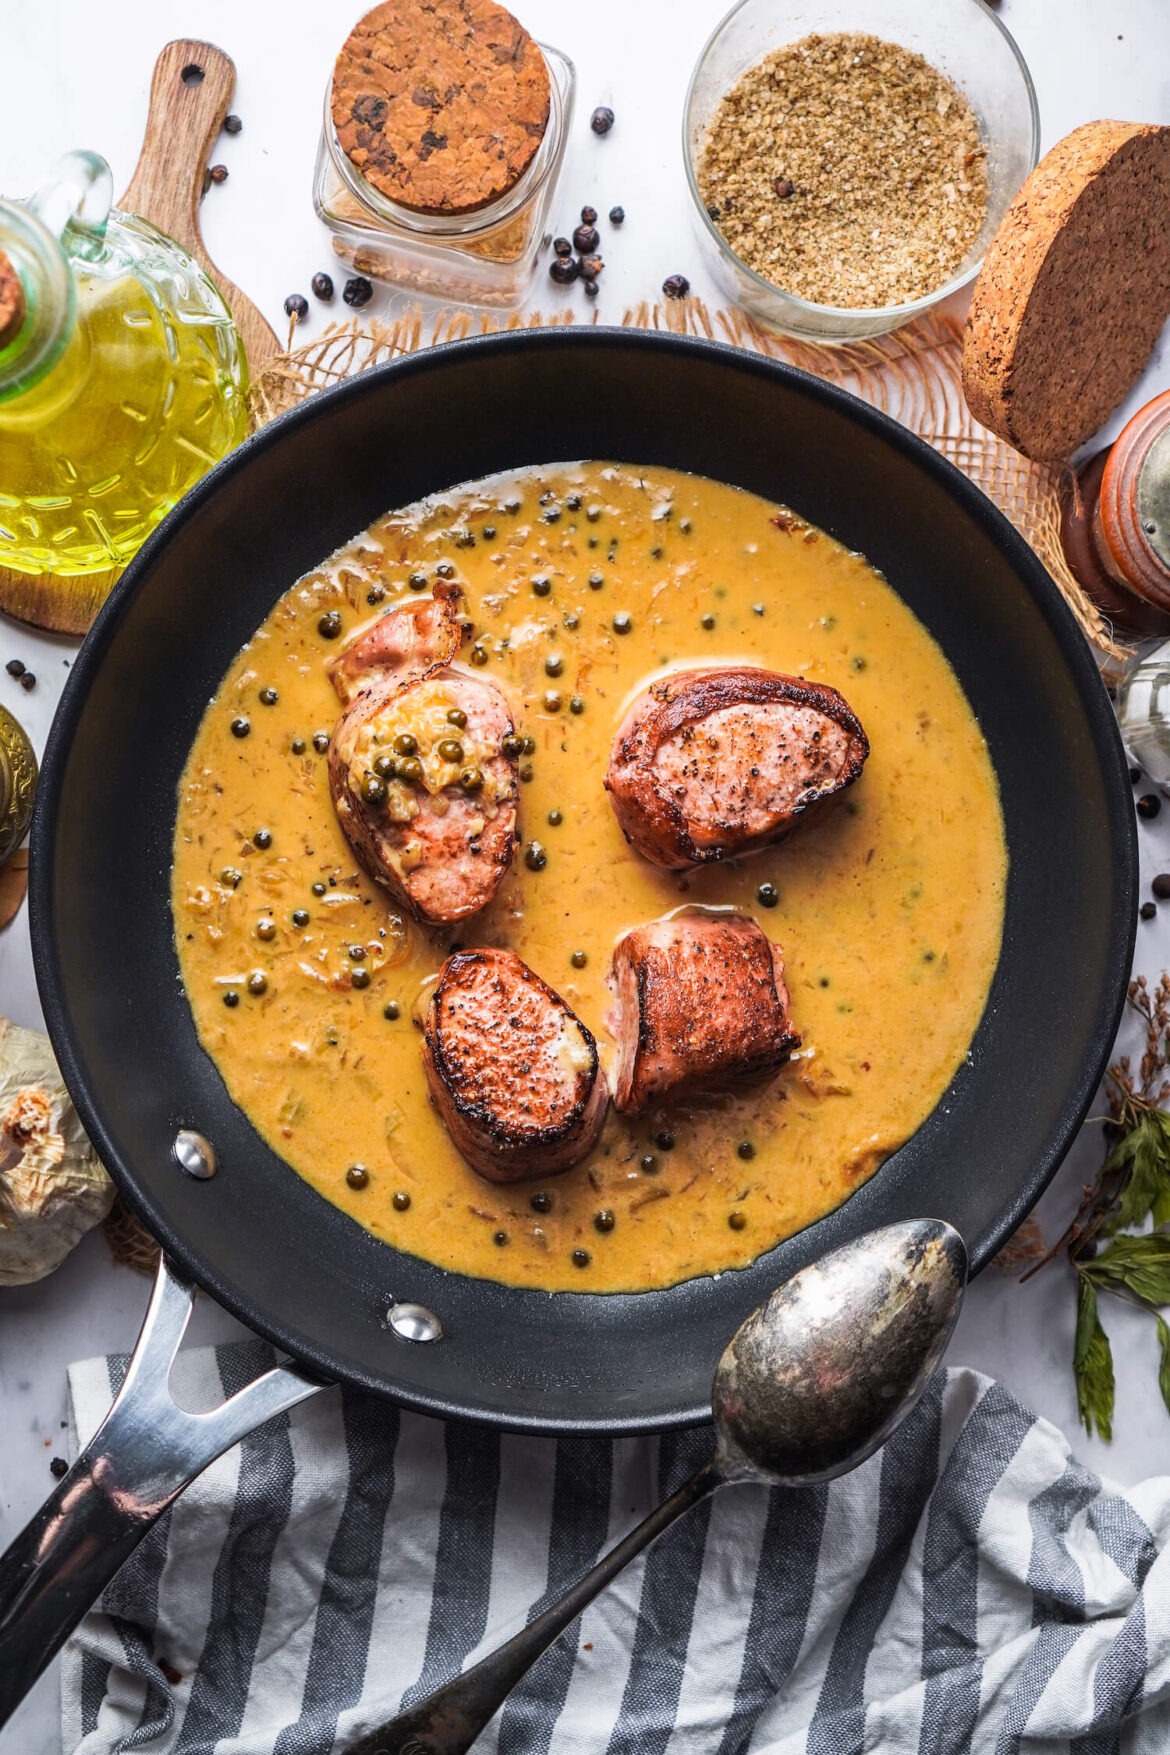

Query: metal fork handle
left=0, top=1252, right=324, bottom=1728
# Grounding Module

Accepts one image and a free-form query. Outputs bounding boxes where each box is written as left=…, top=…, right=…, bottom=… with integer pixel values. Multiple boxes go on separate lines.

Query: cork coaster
left=963, top=121, right=1170, bottom=462
left=0, top=250, right=24, bottom=350
left=331, top=0, right=550, bottom=216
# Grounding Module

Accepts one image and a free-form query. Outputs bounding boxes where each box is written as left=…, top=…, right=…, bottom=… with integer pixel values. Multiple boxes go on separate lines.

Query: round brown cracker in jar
left=331, top=0, right=551, bottom=216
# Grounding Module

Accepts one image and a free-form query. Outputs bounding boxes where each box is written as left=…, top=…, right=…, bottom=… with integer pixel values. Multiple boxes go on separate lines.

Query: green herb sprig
left=1019, top=973, right=1170, bottom=1440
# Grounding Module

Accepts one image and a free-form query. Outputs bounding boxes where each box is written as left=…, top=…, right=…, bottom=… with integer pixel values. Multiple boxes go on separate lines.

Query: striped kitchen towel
left=62, top=1347, right=1170, bottom=1755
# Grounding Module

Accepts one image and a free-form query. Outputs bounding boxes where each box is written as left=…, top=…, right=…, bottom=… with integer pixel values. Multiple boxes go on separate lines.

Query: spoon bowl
left=714, top=1218, right=968, bottom=1484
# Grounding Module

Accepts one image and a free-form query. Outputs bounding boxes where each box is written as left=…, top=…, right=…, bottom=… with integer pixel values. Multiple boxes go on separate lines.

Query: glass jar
left=313, top=43, right=574, bottom=308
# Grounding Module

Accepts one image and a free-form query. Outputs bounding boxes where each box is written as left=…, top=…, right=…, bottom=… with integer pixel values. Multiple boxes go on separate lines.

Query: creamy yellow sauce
left=172, top=463, right=1006, bottom=1292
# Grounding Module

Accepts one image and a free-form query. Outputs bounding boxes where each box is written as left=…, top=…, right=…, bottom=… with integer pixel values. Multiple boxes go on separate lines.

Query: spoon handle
left=348, top=1460, right=720, bottom=1755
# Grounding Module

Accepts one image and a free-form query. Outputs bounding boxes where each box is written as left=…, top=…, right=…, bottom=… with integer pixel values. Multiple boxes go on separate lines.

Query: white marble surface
left=3, top=0, right=1170, bottom=1747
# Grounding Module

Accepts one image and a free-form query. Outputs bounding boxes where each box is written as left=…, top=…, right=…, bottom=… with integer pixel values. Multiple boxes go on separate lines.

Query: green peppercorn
left=318, top=611, right=342, bottom=639
left=569, top=695, right=585, bottom=715
left=520, top=763, right=534, bottom=782
left=482, top=526, right=496, bottom=540
left=259, top=687, right=278, bottom=706
left=494, top=1229, right=509, bottom=1246
left=587, top=505, right=602, bottom=522
left=367, top=586, right=385, bottom=605
left=408, top=572, right=428, bottom=590
left=525, top=842, right=547, bottom=872
left=351, top=967, right=371, bottom=990
left=231, top=717, right=250, bottom=738
left=392, top=1190, right=411, bottom=1211
left=701, top=614, right=716, bottom=630
left=564, top=613, right=580, bottom=630
left=656, top=1130, right=675, bottom=1151
left=437, top=738, right=464, bottom=763
left=383, top=1000, right=400, bottom=1020
left=588, top=572, right=604, bottom=589
left=572, top=1249, right=591, bottom=1268
left=292, top=910, right=309, bottom=928
left=221, top=867, right=242, bottom=889
left=312, top=881, right=327, bottom=897
left=502, top=733, right=524, bottom=759
left=398, top=756, right=423, bottom=783
left=470, top=645, right=489, bottom=666
left=545, top=655, right=563, bottom=677
left=729, top=1210, right=747, bottom=1231
left=460, top=766, right=484, bottom=791
left=393, top=732, right=418, bottom=756
left=640, top=1154, right=658, bottom=1174
left=532, top=576, right=552, bottom=597
left=313, top=731, right=330, bottom=754
left=737, top=1140, right=755, bottom=1161
left=757, top=883, right=779, bottom=909
left=253, top=829, right=272, bottom=850
left=257, top=918, right=276, bottom=942
left=436, top=562, right=455, bottom=579
left=374, top=752, right=398, bottom=780
left=593, top=1209, right=615, bottom=1234
left=544, top=690, right=563, bottom=713
left=349, top=944, right=366, bottom=961
left=522, top=735, right=537, bottom=755
left=223, top=991, right=239, bottom=1008
left=361, top=773, right=388, bottom=806
left=247, top=971, right=268, bottom=995
left=447, top=708, right=468, bottom=728
left=346, top=1164, right=369, bottom=1190
left=613, top=612, right=632, bottom=635
left=530, top=1191, right=553, bottom=1213
left=291, top=736, right=307, bottom=755
left=547, top=809, right=563, bottom=826
left=571, top=949, right=587, bottom=969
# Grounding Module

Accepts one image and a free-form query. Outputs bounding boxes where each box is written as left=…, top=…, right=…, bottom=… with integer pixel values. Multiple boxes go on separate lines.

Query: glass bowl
left=683, top=0, right=1040, bottom=343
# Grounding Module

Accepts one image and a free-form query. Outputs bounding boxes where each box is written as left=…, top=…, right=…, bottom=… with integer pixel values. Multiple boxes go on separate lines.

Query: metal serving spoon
left=349, top=1216, right=968, bottom=1755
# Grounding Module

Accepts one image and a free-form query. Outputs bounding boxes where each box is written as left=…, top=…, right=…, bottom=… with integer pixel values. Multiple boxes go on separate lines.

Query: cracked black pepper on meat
left=697, top=32, right=989, bottom=309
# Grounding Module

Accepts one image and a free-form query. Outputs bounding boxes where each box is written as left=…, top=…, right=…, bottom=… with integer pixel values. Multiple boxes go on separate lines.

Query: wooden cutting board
left=0, top=39, right=281, bottom=636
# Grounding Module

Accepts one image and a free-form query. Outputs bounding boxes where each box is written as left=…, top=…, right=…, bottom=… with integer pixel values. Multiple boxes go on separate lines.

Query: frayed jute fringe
left=251, top=296, right=1124, bottom=663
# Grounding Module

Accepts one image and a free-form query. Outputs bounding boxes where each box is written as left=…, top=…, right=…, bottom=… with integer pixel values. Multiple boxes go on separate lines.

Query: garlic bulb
left=0, top=1017, right=114, bottom=1285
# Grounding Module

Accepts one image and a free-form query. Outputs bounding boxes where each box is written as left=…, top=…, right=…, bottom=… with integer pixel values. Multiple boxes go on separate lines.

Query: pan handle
left=0, top=1252, right=325, bottom=1728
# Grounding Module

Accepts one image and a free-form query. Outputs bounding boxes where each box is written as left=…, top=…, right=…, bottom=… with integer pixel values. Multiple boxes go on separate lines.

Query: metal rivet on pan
left=173, top=1129, right=217, bottom=1180
left=388, top=1301, right=442, bottom=1343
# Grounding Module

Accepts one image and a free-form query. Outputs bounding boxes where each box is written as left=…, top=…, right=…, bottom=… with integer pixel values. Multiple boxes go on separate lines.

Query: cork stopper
left=331, top=0, right=551, bottom=216
left=0, top=249, right=24, bottom=349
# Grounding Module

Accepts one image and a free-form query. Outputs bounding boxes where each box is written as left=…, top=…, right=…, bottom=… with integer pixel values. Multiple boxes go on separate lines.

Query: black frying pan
left=0, top=329, right=1135, bottom=1717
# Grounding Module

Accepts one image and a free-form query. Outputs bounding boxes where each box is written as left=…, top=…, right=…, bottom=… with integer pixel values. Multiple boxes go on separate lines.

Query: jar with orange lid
left=313, top=0, right=574, bottom=307
left=1061, top=388, right=1170, bottom=638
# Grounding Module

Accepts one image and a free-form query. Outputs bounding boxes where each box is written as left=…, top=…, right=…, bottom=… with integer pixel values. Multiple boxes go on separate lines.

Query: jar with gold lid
left=313, top=2, right=574, bottom=307
left=0, top=704, right=36, bottom=867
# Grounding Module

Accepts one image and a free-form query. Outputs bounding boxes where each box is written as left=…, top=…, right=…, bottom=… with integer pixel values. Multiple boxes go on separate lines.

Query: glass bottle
left=0, top=152, right=248, bottom=577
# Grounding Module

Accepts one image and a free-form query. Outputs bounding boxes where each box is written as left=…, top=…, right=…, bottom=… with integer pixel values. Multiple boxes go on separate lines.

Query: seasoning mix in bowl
left=314, top=0, right=574, bottom=305
left=684, top=0, right=1039, bottom=341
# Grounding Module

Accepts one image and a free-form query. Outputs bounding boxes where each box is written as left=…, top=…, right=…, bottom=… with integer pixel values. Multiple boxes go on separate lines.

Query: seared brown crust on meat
left=612, top=914, right=800, bottom=1113
left=605, top=667, right=869, bottom=870
left=424, top=949, right=609, bottom=1182
left=328, top=580, right=468, bottom=707
left=327, top=587, right=518, bottom=924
